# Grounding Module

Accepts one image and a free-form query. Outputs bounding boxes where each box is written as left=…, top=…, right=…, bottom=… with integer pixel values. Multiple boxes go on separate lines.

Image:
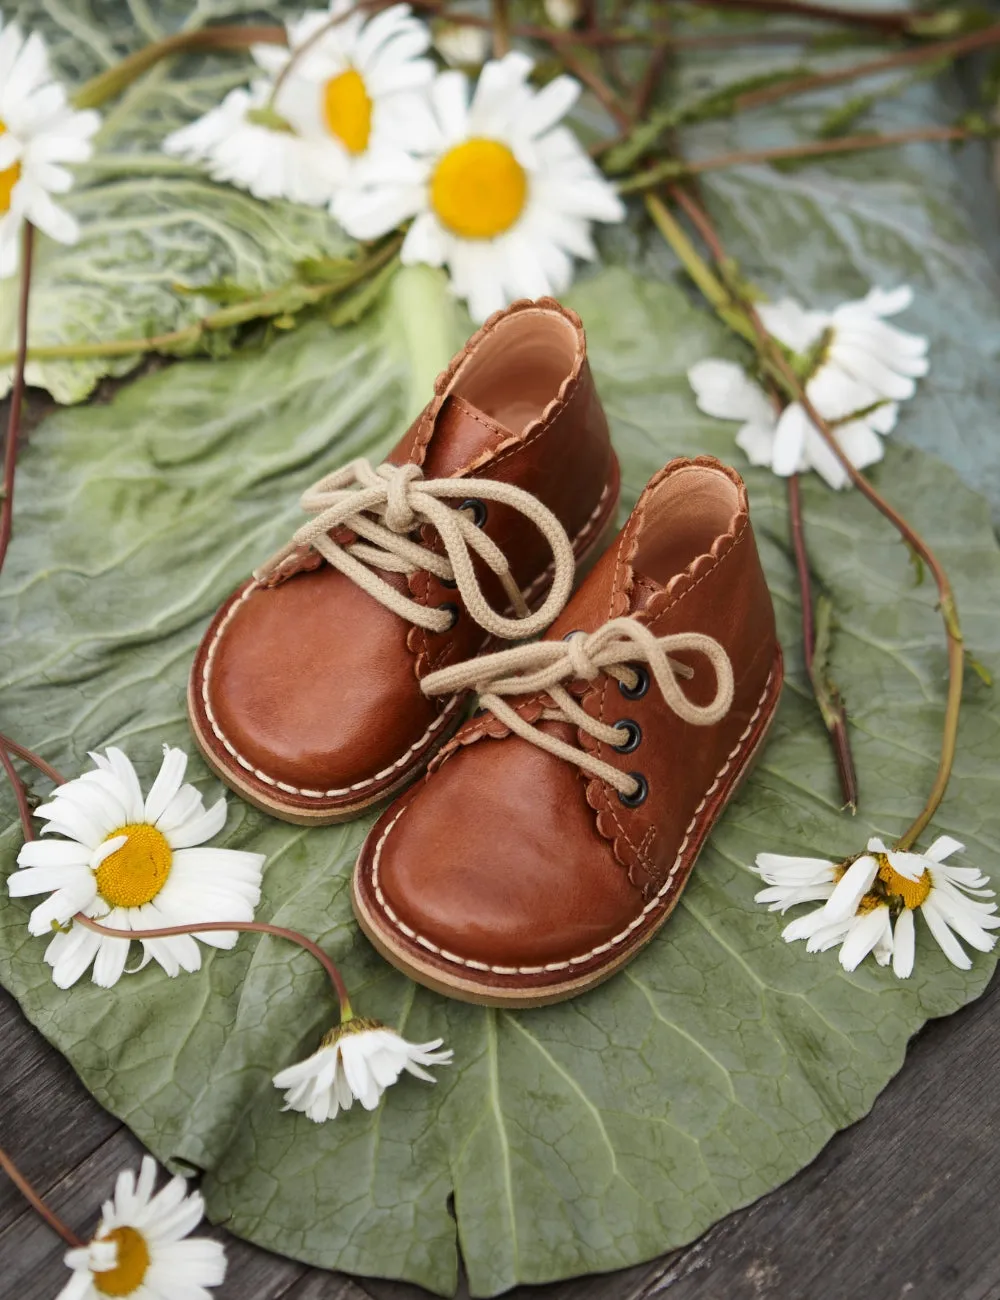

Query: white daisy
left=433, top=20, right=491, bottom=68
left=688, top=286, right=928, bottom=489
left=8, top=745, right=265, bottom=989
left=752, top=834, right=999, bottom=978
left=58, top=1155, right=225, bottom=1299
left=274, top=1017, right=453, bottom=1122
left=252, top=0, right=435, bottom=192
left=544, top=0, right=582, bottom=27
left=335, top=51, right=626, bottom=321
left=0, top=15, right=100, bottom=278
left=162, top=80, right=341, bottom=206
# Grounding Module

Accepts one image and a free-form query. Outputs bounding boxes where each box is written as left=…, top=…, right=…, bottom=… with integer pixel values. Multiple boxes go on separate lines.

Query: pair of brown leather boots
left=188, top=298, right=783, bottom=1008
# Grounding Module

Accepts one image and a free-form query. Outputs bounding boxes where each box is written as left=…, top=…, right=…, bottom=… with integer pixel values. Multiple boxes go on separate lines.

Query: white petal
left=925, top=835, right=965, bottom=863
left=163, top=798, right=227, bottom=849
left=770, top=403, right=810, bottom=477
left=144, top=746, right=189, bottom=824
left=823, top=854, right=879, bottom=922
left=757, top=297, right=826, bottom=351
left=688, top=359, right=774, bottom=424
left=920, top=898, right=972, bottom=969
left=892, top=907, right=915, bottom=978
left=838, top=906, right=891, bottom=972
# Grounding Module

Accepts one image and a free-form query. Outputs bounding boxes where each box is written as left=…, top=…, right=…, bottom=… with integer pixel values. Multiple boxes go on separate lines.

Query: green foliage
left=3, top=3, right=1000, bottom=1294
left=1, top=267, right=999, bottom=1296
left=0, top=0, right=350, bottom=404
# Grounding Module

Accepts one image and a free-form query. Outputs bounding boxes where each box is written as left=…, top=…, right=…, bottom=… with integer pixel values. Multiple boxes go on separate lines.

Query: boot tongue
left=418, top=395, right=513, bottom=478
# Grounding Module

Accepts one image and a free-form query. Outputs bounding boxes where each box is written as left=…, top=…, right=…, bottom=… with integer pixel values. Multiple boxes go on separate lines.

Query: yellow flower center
left=430, top=138, right=527, bottom=240
left=93, top=1226, right=151, bottom=1297
left=323, top=68, right=372, bottom=154
left=0, top=120, right=22, bottom=215
left=95, top=823, right=172, bottom=909
left=875, top=853, right=931, bottom=909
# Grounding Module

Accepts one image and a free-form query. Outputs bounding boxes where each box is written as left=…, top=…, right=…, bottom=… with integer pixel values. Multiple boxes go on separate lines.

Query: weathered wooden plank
left=4, top=967, right=999, bottom=1300
left=0, top=992, right=120, bottom=1230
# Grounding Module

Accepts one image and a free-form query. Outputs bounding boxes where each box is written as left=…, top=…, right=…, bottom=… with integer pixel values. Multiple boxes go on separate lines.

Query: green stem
left=72, top=25, right=287, bottom=111
left=653, top=184, right=963, bottom=849
left=644, top=194, right=757, bottom=344
left=621, top=124, right=987, bottom=192
left=0, top=236, right=402, bottom=366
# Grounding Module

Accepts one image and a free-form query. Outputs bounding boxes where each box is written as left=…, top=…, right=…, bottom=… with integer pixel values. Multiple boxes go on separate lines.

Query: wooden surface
left=3, top=966, right=999, bottom=1300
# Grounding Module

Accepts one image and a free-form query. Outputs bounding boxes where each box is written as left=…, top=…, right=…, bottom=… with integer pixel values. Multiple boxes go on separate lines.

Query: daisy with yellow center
left=253, top=1, right=434, bottom=183
left=164, top=3, right=432, bottom=205
left=0, top=15, right=100, bottom=278
left=335, top=51, right=626, bottom=321
left=8, top=745, right=265, bottom=988
left=58, top=1155, right=226, bottom=1299
left=752, top=835, right=999, bottom=978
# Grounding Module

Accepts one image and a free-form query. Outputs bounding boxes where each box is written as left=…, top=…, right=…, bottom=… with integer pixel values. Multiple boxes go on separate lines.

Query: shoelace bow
left=422, top=617, right=735, bottom=798
left=255, top=459, right=576, bottom=638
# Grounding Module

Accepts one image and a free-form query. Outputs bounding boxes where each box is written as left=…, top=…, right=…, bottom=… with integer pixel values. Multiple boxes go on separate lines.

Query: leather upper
left=190, top=298, right=619, bottom=810
left=359, top=458, right=781, bottom=976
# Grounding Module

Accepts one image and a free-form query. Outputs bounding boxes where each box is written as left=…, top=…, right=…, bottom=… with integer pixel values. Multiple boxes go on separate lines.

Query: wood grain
left=2, top=967, right=997, bottom=1300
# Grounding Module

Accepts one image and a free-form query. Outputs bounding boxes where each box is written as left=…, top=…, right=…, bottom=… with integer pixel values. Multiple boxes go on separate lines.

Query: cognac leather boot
left=353, top=457, right=783, bottom=1005
left=188, top=299, right=620, bottom=823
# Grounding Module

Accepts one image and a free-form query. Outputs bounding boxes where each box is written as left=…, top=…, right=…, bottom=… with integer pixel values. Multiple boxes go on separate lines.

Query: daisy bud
left=545, top=0, right=582, bottom=28
left=274, top=1016, right=454, bottom=1123
left=433, top=21, right=491, bottom=67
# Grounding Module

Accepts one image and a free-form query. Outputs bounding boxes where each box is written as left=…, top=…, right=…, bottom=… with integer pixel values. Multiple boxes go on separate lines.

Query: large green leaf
left=1, top=263, right=998, bottom=1296
left=0, top=0, right=350, bottom=403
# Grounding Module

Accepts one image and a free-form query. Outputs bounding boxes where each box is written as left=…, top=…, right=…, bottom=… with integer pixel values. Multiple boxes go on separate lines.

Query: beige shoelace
left=254, top=459, right=576, bottom=638
left=422, top=617, right=735, bottom=798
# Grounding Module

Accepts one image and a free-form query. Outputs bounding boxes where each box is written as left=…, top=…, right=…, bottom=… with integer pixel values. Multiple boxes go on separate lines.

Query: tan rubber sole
left=189, top=470, right=622, bottom=826
left=352, top=649, right=784, bottom=1007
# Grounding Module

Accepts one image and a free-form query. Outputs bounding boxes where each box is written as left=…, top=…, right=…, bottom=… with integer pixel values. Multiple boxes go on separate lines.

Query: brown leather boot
left=352, top=457, right=783, bottom=1005
left=188, top=299, right=620, bottom=823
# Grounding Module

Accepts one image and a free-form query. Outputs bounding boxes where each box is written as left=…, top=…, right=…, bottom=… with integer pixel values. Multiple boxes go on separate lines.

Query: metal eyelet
left=618, top=773, right=648, bottom=807
left=612, top=719, right=642, bottom=754
left=439, top=602, right=460, bottom=631
left=618, top=664, right=649, bottom=700
left=562, top=629, right=583, bottom=642
left=459, top=497, right=487, bottom=528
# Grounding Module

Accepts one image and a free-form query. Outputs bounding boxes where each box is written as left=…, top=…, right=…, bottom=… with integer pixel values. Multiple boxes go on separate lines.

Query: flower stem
left=644, top=193, right=757, bottom=345
left=733, top=22, right=1000, bottom=114
left=0, top=223, right=34, bottom=577
left=762, top=345, right=963, bottom=850
left=660, top=186, right=963, bottom=848
left=0, top=236, right=402, bottom=367
left=620, top=124, right=989, bottom=192
left=491, top=0, right=511, bottom=57
left=0, top=1146, right=84, bottom=1248
left=0, top=731, right=66, bottom=787
left=74, top=916, right=355, bottom=1020
left=0, top=744, right=36, bottom=843
left=787, top=474, right=859, bottom=810
left=72, top=25, right=287, bottom=111
left=687, top=0, right=910, bottom=31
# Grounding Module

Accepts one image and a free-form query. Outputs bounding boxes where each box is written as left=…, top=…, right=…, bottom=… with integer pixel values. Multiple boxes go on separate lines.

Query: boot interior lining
left=449, top=309, right=580, bottom=435
left=632, top=467, right=741, bottom=587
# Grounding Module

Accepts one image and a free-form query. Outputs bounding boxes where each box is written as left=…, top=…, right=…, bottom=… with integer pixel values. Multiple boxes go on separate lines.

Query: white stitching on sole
left=368, top=663, right=777, bottom=974
left=200, top=481, right=614, bottom=801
